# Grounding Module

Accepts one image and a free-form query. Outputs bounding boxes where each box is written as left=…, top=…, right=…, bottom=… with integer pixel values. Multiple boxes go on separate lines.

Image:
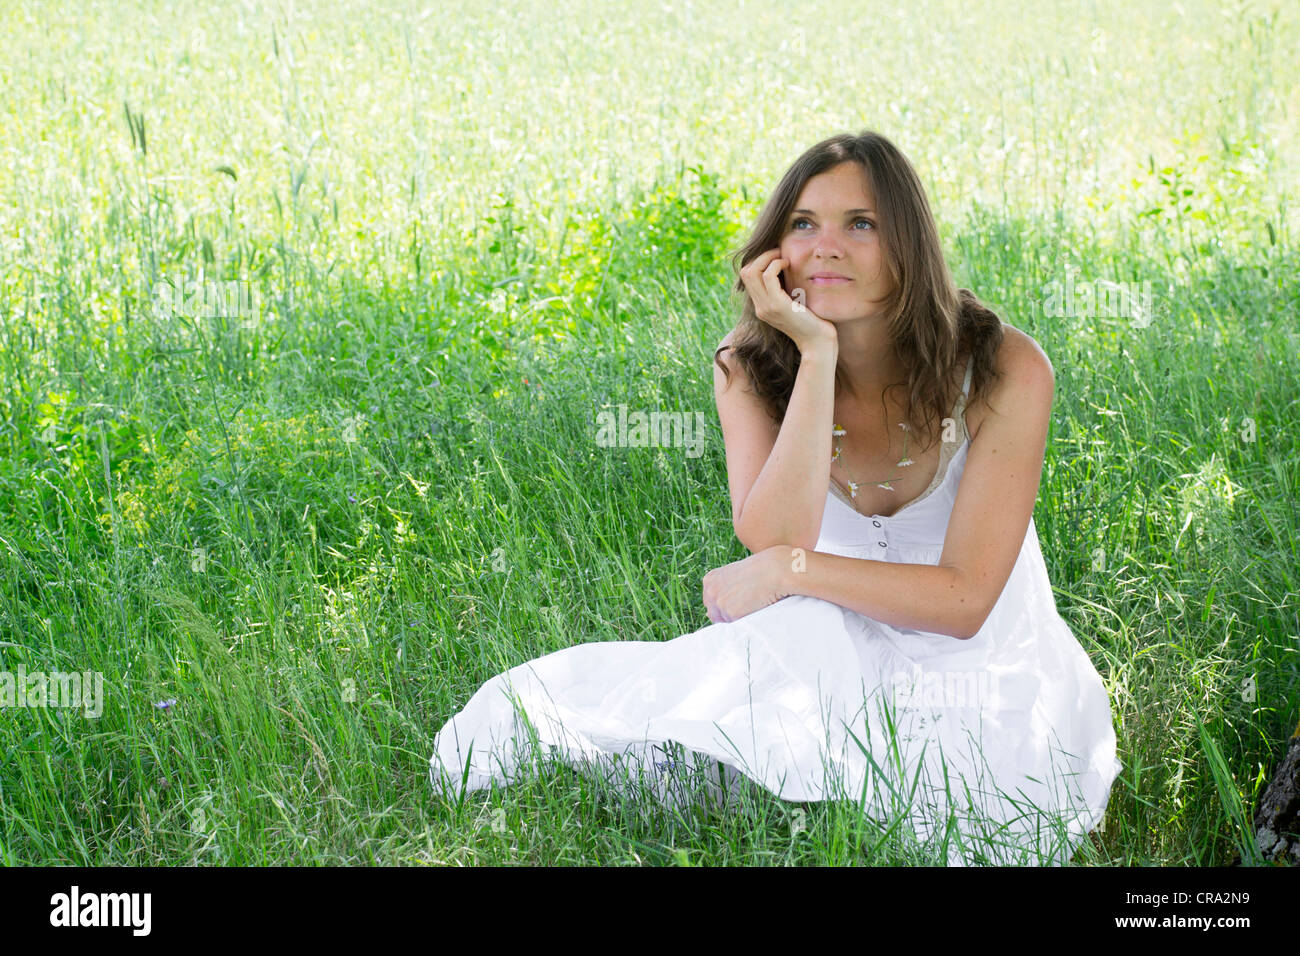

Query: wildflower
left=154, top=698, right=177, bottom=710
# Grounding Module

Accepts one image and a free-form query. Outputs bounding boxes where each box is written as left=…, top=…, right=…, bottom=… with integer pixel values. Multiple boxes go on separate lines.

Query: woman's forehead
left=796, top=164, right=875, bottom=208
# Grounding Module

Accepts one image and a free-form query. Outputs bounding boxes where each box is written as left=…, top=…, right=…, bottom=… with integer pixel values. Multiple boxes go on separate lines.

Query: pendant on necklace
left=831, top=421, right=909, bottom=499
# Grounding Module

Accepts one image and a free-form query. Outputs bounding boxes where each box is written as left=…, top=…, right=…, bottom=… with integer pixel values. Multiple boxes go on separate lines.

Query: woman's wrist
left=797, top=328, right=838, bottom=362
left=765, top=544, right=802, bottom=599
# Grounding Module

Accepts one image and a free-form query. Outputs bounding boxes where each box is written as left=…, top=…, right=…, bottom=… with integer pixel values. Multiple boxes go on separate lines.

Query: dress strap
left=961, top=354, right=974, bottom=400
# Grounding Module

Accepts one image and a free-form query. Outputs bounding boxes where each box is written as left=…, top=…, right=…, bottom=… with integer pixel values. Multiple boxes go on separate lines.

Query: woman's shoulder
left=715, top=325, right=741, bottom=355
left=965, top=323, right=1055, bottom=442
left=994, top=323, right=1054, bottom=378
left=713, top=326, right=751, bottom=384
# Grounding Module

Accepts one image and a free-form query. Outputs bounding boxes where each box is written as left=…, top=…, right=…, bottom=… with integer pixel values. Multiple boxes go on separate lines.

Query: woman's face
left=778, top=161, right=894, bottom=321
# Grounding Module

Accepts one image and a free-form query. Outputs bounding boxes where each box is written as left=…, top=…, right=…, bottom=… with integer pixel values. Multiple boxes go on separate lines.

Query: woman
left=430, top=130, right=1121, bottom=865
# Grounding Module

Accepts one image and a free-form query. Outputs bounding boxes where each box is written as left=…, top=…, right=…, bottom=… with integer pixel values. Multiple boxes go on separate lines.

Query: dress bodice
left=817, top=356, right=973, bottom=558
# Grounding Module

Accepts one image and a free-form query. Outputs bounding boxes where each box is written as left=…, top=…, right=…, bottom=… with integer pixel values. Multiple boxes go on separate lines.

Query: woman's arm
left=772, top=331, right=1056, bottom=639
left=715, top=334, right=839, bottom=553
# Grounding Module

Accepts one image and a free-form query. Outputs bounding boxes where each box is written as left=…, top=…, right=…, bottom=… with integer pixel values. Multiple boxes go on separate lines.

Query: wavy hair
left=715, top=130, right=1003, bottom=450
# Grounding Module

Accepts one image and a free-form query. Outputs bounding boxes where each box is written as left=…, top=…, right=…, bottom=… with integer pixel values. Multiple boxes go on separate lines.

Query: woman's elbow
left=734, top=514, right=817, bottom=555
left=958, top=600, right=995, bottom=640
left=942, top=569, right=993, bottom=639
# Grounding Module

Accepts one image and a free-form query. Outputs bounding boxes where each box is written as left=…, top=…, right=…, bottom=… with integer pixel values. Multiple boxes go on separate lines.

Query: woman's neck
left=831, top=315, right=906, bottom=397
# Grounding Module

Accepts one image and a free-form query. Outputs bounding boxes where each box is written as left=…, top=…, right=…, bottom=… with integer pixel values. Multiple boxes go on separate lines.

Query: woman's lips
left=808, top=276, right=852, bottom=285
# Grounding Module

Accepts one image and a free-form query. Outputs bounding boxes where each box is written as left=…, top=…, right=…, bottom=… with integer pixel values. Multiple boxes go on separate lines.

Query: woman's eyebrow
left=790, top=207, right=875, bottom=216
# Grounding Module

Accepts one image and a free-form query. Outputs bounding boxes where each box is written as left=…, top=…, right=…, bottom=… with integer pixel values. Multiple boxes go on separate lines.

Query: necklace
left=830, top=419, right=915, bottom=507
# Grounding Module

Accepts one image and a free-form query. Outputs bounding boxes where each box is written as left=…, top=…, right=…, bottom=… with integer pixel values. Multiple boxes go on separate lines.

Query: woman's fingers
left=759, top=256, right=788, bottom=313
left=748, top=252, right=784, bottom=310
left=740, top=248, right=781, bottom=305
left=738, top=249, right=831, bottom=352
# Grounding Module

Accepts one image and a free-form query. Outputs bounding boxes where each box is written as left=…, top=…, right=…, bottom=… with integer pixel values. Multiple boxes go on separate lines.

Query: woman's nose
left=814, top=233, right=846, bottom=258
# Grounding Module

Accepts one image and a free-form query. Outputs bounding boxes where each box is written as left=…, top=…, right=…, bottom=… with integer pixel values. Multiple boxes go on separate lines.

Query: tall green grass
left=0, top=0, right=1296, bottom=864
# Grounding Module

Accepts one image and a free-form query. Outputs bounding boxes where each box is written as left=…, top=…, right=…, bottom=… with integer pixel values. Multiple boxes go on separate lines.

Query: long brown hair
left=715, top=129, right=1003, bottom=450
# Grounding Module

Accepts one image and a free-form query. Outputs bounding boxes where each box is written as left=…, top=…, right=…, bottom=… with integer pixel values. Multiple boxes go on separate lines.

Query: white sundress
left=429, top=356, right=1123, bottom=865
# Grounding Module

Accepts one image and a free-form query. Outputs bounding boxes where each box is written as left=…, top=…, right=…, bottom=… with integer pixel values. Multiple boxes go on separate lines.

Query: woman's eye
left=790, top=217, right=874, bottom=231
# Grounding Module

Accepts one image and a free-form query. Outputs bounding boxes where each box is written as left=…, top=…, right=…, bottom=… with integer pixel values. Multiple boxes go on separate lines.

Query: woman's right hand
left=739, top=248, right=838, bottom=354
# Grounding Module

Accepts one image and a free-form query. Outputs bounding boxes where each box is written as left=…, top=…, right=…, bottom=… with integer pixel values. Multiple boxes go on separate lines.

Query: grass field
left=0, top=0, right=1297, bottom=864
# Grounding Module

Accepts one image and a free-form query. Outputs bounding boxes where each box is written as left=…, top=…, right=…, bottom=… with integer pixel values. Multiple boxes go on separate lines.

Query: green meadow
left=0, top=0, right=1296, bottom=864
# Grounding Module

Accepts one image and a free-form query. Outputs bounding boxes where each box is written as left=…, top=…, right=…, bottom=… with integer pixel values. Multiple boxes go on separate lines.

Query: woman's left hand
left=702, top=545, right=796, bottom=624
